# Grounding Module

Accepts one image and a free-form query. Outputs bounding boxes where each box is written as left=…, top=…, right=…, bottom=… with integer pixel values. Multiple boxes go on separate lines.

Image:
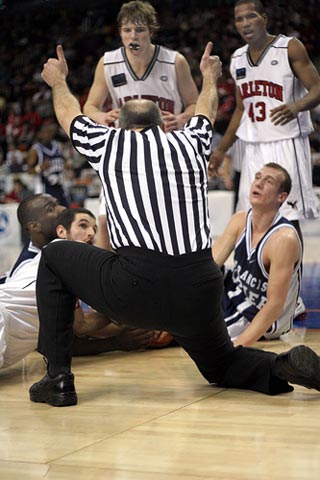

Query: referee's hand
left=41, top=44, right=69, bottom=88
left=200, top=42, right=222, bottom=81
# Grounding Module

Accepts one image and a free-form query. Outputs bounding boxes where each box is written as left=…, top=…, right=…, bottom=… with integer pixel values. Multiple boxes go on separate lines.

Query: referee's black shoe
left=272, top=345, right=320, bottom=391
left=29, top=373, right=77, bottom=407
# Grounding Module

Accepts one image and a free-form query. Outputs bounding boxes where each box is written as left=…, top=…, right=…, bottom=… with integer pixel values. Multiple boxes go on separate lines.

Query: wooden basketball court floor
left=1, top=219, right=320, bottom=480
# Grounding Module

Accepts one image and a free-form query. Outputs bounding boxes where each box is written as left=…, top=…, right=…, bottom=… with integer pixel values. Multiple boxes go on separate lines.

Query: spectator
left=3, top=177, right=32, bottom=203
left=27, top=123, right=71, bottom=207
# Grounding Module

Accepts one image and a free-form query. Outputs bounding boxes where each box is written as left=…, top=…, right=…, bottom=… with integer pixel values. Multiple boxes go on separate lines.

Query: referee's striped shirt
left=71, top=114, right=213, bottom=256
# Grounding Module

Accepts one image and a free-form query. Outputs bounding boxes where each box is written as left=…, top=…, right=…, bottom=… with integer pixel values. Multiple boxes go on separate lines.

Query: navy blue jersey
left=32, top=140, right=69, bottom=207
left=223, top=210, right=302, bottom=340
left=33, top=140, right=65, bottom=189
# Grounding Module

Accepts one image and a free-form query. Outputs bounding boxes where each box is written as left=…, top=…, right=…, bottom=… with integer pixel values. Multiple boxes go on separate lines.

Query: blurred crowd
left=1, top=0, right=320, bottom=202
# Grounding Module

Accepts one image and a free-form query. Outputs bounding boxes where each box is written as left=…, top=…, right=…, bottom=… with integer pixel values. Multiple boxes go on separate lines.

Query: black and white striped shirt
left=71, top=115, right=213, bottom=255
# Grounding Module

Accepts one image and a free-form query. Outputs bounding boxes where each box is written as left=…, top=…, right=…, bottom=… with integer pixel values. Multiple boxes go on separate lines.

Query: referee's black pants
left=36, top=241, right=292, bottom=395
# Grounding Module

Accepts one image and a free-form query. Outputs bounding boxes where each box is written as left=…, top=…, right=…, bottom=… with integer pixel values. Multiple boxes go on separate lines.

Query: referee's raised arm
left=195, top=42, right=222, bottom=125
left=41, top=45, right=82, bottom=137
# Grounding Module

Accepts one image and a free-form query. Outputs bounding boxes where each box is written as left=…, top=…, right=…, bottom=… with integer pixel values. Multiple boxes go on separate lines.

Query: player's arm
left=73, top=306, right=111, bottom=338
left=27, top=149, right=51, bottom=174
left=234, top=229, right=300, bottom=347
left=72, top=309, right=156, bottom=356
left=96, top=214, right=112, bottom=251
left=72, top=336, right=120, bottom=356
left=72, top=328, right=155, bottom=356
left=270, top=38, right=320, bottom=126
left=212, top=211, right=245, bottom=267
left=26, top=147, right=39, bottom=172
left=83, top=56, right=120, bottom=125
left=209, top=87, right=244, bottom=176
left=162, top=53, right=198, bottom=132
left=174, top=53, right=198, bottom=125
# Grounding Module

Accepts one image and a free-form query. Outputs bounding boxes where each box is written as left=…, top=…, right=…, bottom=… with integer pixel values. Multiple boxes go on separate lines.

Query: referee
left=30, top=43, right=320, bottom=406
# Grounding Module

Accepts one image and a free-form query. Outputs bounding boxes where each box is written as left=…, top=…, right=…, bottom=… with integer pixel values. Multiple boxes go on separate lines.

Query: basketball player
left=210, top=0, right=320, bottom=319
left=83, top=0, right=198, bottom=131
left=0, top=194, right=64, bottom=368
left=212, top=163, right=302, bottom=347
left=0, top=198, right=154, bottom=369
left=83, top=0, right=199, bottom=250
left=209, top=0, right=320, bottom=239
left=0, top=190, right=62, bottom=286
left=57, top=210, right=173, bottom=350
left=27, top=123, right=70, bottom=207
left=56, top=208, right=157, bottom=355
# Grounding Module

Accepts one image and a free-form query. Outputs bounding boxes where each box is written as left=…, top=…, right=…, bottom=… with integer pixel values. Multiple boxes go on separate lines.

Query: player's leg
left=236, top=142, right=264, bottom=212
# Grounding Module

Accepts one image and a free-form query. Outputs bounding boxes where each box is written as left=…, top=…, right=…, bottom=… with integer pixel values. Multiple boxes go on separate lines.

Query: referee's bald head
left=119, top=99, right=163, bottom=130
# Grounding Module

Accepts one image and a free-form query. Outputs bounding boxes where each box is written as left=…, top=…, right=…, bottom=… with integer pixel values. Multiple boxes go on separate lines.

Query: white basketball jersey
left=0, top=253, right=40, bottom=369
left=230, top=35, right=313, bottom=142
left=104, top=45, right=183, bottom=114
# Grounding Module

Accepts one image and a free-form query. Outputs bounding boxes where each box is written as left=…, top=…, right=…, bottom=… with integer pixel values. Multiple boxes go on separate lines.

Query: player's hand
left=208, top=149, right=225, bottom=177
left=113, top=328, right=156, bottom=351
left=161, top=111, right=181, bottom=131
left=270, top=102, right=299, bottom=126
left=88, top=109, right=120, bottom=126
left=40, top=159, right=51, bottom=172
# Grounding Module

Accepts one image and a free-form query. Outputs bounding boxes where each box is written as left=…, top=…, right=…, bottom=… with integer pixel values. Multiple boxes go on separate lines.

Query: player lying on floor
left=212, top=163, right=302, bottom=347
left=0, top=195, right=156, bottom=369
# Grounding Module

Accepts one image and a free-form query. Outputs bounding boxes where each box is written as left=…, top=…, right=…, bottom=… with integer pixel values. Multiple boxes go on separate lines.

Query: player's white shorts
left=0, top=301, right=38, bottom=370
left=227, top=138, right=246, bottom=173
left=236, top=136, right=318, bottom=221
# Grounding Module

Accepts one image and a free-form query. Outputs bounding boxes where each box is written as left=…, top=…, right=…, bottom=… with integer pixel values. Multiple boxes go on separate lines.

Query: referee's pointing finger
left=56, top=44, right=66, bottom=62
left=204, top=41, right=213, bottom=57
